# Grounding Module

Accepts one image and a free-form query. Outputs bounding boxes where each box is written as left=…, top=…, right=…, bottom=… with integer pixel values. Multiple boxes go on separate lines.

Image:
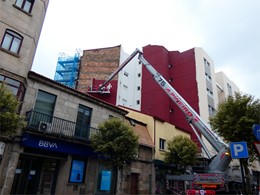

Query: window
left=129, top=119, right=136, bottom=126
left=1, top=29, right=23, bottom=54
left=122, top=98, right=127, bottom=105
left=208, top=105, right=215, bottom=115
left=75, top=105, right=92, bottom=139
left=227, top=83, right=232, bottom=96
left=205, top=73, right=212, bottom=82
left=34, top=90, right=56, bottom=116
left=206, top=88, right=213, bottom=97
left=136, top=100, right=140, bottom=105
left=124, top=71, right=129, bottom=77
left=69, top=159, right=86, bottom=183
left=95, top=162, right=115, bottom=193
left=137, top=73, right=141, bottom=77
left=0, top=75, right=25, bottom=102
left=204, top=58, right=210, bottom=67
left=137, top=86, right=140, bottom=91
left=15, top=0, right=34, bottom=13
left=159, top=138, right=166, bottom=150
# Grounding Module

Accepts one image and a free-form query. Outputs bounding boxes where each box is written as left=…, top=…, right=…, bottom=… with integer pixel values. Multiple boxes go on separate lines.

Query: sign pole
left=239, top=158, right=246, bottom=194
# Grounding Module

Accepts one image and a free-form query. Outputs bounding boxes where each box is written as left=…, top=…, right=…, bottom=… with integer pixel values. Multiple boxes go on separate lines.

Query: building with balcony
left=0, top=1, right=155, bottom=194
left=0, top=0, right=49, bottom=193
left=1, top=71, right=155, bottom=194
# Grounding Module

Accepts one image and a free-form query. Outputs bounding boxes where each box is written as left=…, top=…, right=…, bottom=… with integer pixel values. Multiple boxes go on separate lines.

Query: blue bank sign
left=229, top=141, right=249, bottom=159
left=21, top=133, right=98, bottom=157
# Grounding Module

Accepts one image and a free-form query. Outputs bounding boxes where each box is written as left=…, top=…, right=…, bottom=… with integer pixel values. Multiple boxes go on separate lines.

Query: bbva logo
left=38, top=140, right=58, bottom=149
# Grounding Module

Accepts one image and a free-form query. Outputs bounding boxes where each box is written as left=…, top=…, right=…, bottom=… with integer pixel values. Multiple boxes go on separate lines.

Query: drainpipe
left=154, top=118, right=156, bottom=154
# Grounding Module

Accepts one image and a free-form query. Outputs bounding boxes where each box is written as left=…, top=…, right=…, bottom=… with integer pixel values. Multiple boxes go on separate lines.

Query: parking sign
left=229, top=142, right=249, bottom=159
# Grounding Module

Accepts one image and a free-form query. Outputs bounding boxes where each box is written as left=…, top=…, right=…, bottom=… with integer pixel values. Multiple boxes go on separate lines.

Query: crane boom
left=99, top=49, right=231, bottom=173
left=138, top=52, right=231, bottom=173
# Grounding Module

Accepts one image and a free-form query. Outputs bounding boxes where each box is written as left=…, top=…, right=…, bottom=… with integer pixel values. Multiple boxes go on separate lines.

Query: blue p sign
left=230, top=142, right=249, bottom=159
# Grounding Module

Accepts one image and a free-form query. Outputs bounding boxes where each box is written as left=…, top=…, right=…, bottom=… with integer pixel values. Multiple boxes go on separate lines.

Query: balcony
left=26, top=110, right=98, bottom=141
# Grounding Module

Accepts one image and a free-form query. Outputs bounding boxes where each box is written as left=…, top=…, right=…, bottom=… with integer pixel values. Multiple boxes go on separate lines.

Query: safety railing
left=26, top=110, right=98, bottom=141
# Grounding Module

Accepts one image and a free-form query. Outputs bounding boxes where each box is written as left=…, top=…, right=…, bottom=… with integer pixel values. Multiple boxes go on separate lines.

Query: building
left=0, top=1, right=155, bottom=194
left=215, top=71, right=240, bottom=102
left=7, top=71, right=128, bottom=194
left=75, top=44, right=251, bottom=193
left=2, top=71, right=154, bottom=194
left=80, top=45, right=224, bottom=156
left=0, top=0, right=50, bottom=193
left=142, top=45, right=220, bottom=155
left=0, top=68, right=155, bottom=194
left=120, top=106, right=191, bottom=193
left=0, top=0, right=49, bottom=106
left=78, top=45, right=142, bottom=110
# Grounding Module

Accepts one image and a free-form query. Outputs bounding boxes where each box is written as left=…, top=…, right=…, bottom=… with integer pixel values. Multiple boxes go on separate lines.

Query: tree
left=0, top=83, right=26, bottom=139
left=163, top=135, right=199, bottom=174
left=90, top=117, right=139, bottom=168
left=209, top=92, right=260, bottom=193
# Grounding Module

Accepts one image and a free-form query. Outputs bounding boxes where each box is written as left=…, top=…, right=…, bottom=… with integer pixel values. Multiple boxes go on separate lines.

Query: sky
left=32, top=0, right=260, bottom=98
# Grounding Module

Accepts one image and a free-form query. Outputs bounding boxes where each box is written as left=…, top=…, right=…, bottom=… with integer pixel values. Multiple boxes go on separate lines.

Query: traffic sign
left=253, top=124, right=260, bottom=141
left=253, top=142, right=260, bottom=156
left=229, top=142, right=249, bottom=159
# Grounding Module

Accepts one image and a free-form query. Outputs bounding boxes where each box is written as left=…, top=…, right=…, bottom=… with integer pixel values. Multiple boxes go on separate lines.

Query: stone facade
left=0, top=1, right=49, bottom=194
left=0, top=0, right=49, bottom=78
left=1, top=71, right=155, bottom=194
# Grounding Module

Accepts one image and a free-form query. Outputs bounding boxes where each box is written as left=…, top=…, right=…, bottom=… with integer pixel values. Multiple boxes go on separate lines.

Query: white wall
left=216, top=71, right=240, bottom=103
left=116, top=47, right=142, bottom=110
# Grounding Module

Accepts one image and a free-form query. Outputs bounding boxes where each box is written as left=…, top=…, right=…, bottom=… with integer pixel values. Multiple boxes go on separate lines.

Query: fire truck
left=98, top=49, right=232, bottom=192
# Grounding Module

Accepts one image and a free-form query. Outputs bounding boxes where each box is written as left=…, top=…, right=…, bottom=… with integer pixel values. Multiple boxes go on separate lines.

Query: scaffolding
left=54, top=50, right=81, bottom=88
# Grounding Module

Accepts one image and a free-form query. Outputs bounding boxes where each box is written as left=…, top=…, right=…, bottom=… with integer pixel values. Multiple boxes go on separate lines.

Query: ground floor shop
left=0, top=133, right=155, bottom=194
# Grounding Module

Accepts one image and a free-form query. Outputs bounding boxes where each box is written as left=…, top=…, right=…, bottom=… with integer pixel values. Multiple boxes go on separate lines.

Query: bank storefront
left=11, top=133, right=116, bottom=194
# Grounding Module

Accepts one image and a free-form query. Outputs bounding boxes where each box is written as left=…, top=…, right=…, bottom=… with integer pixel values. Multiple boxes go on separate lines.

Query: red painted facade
left=88, top=79, right=118, bottom=105
left=83, top=44, right=202, bottom=145
left=142, top=45, right=200, bottom=142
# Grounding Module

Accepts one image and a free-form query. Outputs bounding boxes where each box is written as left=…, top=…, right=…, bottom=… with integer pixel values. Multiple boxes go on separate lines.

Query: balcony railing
left=26, top=110, right=98, bottom=141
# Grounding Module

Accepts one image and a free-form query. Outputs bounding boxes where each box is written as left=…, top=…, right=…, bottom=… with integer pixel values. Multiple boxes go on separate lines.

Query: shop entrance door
left=130, top=173, right=138, bottom=194
left=11, top=155, right=58, bottom=194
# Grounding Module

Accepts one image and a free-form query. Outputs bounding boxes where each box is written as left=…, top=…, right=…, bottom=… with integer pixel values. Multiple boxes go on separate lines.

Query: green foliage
left=209, top=92, right=260, bottom=162
left=0, top=83, right=26, bottom=138
left=90, top=117, right=139, bottom=168
left=163, top=135, right=199, bottom=173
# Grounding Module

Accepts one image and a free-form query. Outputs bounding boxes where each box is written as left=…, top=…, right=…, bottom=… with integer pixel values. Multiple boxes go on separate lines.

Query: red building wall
left=142, top=45, right=200, bottom=143
left=142, top=45, right=171, bottom=122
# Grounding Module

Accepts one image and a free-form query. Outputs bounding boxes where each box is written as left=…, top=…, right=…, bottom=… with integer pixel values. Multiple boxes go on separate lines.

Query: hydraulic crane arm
left=99, top=49, right=231, bottom=173
left=98, top=49, right=140, bottom=91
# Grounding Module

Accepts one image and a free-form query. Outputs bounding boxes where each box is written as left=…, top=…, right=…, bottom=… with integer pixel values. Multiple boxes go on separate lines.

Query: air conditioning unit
left=38, top=121, right=52, bottom=132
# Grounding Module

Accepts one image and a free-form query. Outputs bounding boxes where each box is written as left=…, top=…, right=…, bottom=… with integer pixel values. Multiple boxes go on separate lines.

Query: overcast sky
left=32, top=0, right=260, bottom=98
